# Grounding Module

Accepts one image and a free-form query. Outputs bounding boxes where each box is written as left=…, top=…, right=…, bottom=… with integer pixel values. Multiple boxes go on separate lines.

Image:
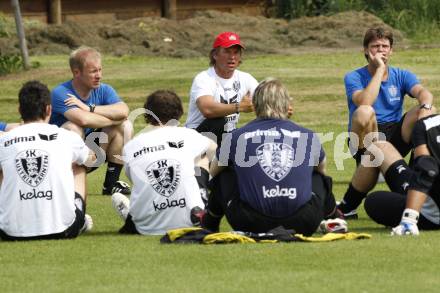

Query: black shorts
left=377, top=114, right=411, bottom=157
left=84, top=128, right=106, bottom=173
left=195, top=117, right=227, bottom=146
left=365, top=191, right=440, bottom=230
left=0, top=193, right=86, bottom=241
left=208, top=168, right=335, bottom=236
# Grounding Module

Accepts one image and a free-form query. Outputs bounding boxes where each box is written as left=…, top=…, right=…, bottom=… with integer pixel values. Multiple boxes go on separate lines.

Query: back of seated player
left=0, top=81, right=95, bottom=241
left=112, top=90, right=217, bottom=235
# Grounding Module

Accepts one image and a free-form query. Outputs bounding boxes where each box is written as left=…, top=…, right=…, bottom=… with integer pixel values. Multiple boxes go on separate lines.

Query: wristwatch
left=420, top=103, right=432, bottom=110
left=89, top=104, right=96, bottom=112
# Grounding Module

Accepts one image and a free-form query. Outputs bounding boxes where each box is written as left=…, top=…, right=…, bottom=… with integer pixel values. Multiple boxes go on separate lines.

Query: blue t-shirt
left=49, top=80, right=121, bottom=130
left=344, top=66, right=419, bottom=131
left=0, top=122, right=6, bottom=131
left=218, top=118, right=325, bottom=218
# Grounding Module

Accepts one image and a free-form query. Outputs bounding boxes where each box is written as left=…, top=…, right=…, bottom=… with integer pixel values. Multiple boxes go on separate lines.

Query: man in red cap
left=185, top=31, right=258, bottom=146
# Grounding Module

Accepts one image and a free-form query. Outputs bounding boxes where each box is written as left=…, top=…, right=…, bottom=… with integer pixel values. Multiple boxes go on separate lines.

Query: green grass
left=2, top=49, right=440, bottom=292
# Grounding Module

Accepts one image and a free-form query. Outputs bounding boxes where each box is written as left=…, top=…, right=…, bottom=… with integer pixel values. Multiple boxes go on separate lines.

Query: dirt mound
left=1, top=11, right=404, bottom=57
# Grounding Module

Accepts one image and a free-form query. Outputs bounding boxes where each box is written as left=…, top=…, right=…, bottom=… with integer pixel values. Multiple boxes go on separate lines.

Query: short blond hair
left=69, top=46, right=101, bottom=71
left=253, top=78, right=291, bottom=119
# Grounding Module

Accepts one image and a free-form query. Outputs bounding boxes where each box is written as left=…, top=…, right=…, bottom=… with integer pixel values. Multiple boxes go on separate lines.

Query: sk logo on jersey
left=388, top=85, right=400, bottom=102
left=233, top=80, right=240, bottom=93
left=15, top=149, right=49, bottom=187
left=256, top=143, right=294, bottom=182
left=146, top=159, right=181, bottom=197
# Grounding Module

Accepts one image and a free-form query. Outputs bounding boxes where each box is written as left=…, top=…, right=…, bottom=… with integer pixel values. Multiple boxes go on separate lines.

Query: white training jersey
left=0, top=123, right=89, bottom=237
left=123, top=126, right=211, bottom=235
left=185, top=67, right=258, bottom=131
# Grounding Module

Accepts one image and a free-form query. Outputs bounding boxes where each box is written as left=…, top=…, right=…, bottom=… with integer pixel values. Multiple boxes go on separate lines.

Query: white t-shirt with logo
left=123, top=126, right=211, bottom=235
left=185, top=67, right=258, bottom=131
left=0, top=123, right=89, bottom=237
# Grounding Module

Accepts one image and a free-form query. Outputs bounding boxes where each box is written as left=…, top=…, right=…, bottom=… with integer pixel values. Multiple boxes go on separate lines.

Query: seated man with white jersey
left=202, top=78, right=342, bottom=235
left=112, top=90, right=217, bottom=235
left=185, top=32, right=258, bottom=145
left=0, top=81, right=95, bottom=241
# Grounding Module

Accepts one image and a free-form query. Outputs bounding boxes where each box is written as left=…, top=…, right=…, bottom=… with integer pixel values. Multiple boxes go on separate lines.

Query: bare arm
left=410, top=84, right=435, bottom=119
left=197, top=93, right=253, bottom=119
left=209, top=157, right=226, bottom=178
left=93, top=102, right=129, bottom=121
left=64, top=108, right=122, bottom=129
left=64, top=94, right=129, bottom=121
left=352, top=52, right=386, bottom=106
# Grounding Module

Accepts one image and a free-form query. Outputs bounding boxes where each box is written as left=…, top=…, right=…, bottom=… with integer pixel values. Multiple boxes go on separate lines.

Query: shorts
left=0, top=193, right=86, bottom=241
left=119, top=214, right=140, bottom=234
left=84, top=128, right=106, bottom=173
left=377, top=113, right=411, bottom=157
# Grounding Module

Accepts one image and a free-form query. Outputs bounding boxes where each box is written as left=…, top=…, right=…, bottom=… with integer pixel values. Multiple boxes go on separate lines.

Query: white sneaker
left=112, top=192, right=130, bottom=220
left=318, top=218, right=348, bottom=234
left=81, top=214, right=93, bottom=233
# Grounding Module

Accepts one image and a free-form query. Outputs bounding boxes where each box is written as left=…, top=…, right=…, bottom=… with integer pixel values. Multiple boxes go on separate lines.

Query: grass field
left=1, top=49, right=440, bottom=292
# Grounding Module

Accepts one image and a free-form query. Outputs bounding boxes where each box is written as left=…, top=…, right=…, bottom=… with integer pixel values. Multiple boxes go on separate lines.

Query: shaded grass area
left=1, top=49, right=440, bottom=292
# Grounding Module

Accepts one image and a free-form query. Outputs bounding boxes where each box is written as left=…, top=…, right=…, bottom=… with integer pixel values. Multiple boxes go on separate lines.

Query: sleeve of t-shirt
left=68, top=131, right=90, bottom=165
left=412, top=118, right=428, bottom=147
left=344, top=71, right=364, bottom=101
left=51, top=85, right=75, bottom=115
left=402, top=70, right=420, bottom=97
left=190, top=73, right=215, bottom=101
left=246, top=73, right=259, bottom=96
left=0, top=122, right=6, bottom=132
left=310, top=132, right=326, bottom=166
left=188, top=130, right=211, bottom=158
left=101, top=84, right=122, bottom=105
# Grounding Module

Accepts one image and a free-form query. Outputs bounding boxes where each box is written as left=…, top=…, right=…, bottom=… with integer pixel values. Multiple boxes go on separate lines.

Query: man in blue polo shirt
left=339, top=27, right=435, bottom=218
left=202, top=78, right=341, bottom=235
left=50, top=46, right=133, bottom=195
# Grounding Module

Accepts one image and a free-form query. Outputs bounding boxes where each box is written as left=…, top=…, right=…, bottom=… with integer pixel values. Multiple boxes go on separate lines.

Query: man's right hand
left=368, top=51, right=386, bottom=70
left=239, top=93, right=253, bottom=113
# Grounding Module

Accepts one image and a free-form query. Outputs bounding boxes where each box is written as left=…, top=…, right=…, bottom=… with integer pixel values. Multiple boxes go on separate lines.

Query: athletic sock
left=339, top=183, right=368, bottom=213
left=354, top=147, right=367, bottom=166
left=195, top=167, right=210, bottom=205
left=103, top=162, right=123, bottom=190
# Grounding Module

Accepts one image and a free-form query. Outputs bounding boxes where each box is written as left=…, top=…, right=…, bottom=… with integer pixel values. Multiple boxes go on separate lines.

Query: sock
left=354, top=148, right=367, bottom=166
left=339, top=183, right=367, bottom=213
left=103, top=162, right=123, bottom=190
left=202, top=211, right=222, bottom=233
left=195, top=167, right=210, bottom=204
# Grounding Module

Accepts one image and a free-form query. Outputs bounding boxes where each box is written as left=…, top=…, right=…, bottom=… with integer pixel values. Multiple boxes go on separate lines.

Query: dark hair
left=209, top=46, right=243, bottom=66
left=363, top=27, right=394, bottom=48
left=144, top=90, right=183, bottom=125
left=18, top=80, right=51, bottom=122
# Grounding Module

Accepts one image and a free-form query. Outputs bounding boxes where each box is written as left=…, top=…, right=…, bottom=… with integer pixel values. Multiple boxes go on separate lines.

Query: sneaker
left=81, top=214, right=93, bottom=233
left=339, top=209, right=359, bottom=220
left=190, top=206, right=206, bottom=226
left=112, top=192, right=130, bottom=220
left=336, top=201, right=359, bottom=220
left=103, top=180, right=131, bottom=195
left=318, top=218, right=348, bottom=234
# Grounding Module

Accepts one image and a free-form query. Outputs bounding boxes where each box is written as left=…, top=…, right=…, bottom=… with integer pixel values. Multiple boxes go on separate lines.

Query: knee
left=62, top=121, right=84, bottom=139
left=105, top=120, right=133, bottom=139
left=352, top=105, right=376, bottom=129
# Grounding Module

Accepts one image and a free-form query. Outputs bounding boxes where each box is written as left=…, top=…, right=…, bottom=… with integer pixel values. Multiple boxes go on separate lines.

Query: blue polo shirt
left=49, top=80, right=121, bottom=131
left=218, top=118, right=325, bottom=218
left=0, top=122, right=6, bottom=131
left=344, top=66, right=419, bottom=131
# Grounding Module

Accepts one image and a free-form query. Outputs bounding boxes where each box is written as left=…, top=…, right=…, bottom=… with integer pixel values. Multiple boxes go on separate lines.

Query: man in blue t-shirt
left=202, top=78, right=341, bottom=235
left=50, top=46, right=133, bottom=195
left=339, top=27, right=435, bottom=217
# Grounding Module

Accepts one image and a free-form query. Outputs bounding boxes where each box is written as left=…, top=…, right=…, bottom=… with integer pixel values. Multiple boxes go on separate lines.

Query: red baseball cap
left=212, top=32, right=245, bottom=49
